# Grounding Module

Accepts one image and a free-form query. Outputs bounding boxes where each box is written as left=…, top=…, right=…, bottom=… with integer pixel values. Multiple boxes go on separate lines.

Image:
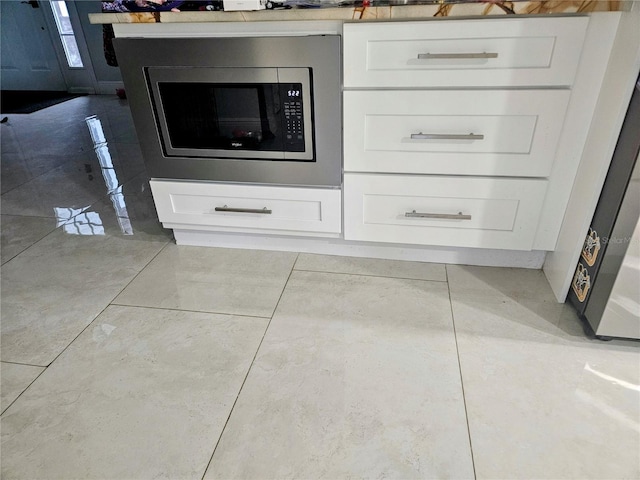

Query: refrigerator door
left=568, top=79, right=640, bottom=316
left=568, top=76, right=640, bottom=339
left=597, top=212, right=640, bottom=339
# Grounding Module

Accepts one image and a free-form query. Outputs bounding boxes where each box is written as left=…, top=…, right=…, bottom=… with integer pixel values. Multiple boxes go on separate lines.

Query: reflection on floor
left=1, top=95, right=638, bottom=479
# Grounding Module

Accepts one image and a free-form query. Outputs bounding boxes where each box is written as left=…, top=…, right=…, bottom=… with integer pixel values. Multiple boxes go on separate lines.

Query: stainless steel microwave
left=113, top=36, right=342, bottom=187
left=147, top=66, right=314, bottom=161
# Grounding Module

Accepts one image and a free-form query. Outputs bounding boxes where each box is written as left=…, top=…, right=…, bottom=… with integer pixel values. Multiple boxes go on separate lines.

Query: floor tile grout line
left=0, top=147, right=96, bottom=198
left=0, top=360, right=48, bottom=368
left=445, top=264, right=478, bottom=480
left=107, top=236, right=173, bottom=300
left=0, top=196, right=110, bottom=266
left=0, top=224, right=59, bottom=266
left=291, top=251, right=302, bottom=270
left=21, top=239, right=172, bottom=373
left=0, top=242, right=280, bottom=423
left=0, top=202, right=150, bottom=412
left=108, top=303, right=273, bottom=320
left=0, top=364, right=48, bottom=417
left=1, top=181, right=158, bottom=266
left=293, top=267, right=448, bottom=282
left=35, top=299, right=119, bottom=370
left=1, top=129, right=144, bottom=204
left=0, top=121, right=43, bottom=197
left=200, top=252, right=299, bottom=480
left=0, top=213, right=57, bottom=220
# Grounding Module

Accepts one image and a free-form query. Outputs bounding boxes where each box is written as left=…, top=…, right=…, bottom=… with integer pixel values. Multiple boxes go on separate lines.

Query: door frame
left=40, top=0, right=98, bottom=93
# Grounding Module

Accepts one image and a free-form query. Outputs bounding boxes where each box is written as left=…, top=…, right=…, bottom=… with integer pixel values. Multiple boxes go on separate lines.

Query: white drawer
left=343, top=17, right=588, bottom=88
left=344, top=173, right=547, bottom=250
left=150, top=180, right=341, bottom=235
left=344, top=90, right=570, bottom=177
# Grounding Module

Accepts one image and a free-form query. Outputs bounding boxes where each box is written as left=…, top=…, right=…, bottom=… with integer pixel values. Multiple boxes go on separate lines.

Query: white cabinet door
left=344, top=173, right=548, bottom=250
left=344, top=17, right=588, bottom=88
left=344, top=89, right=570, bottom=177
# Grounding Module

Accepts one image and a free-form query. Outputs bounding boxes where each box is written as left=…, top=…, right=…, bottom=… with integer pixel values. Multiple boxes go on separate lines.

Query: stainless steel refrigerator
left=568, top=77, right=640, bottom=341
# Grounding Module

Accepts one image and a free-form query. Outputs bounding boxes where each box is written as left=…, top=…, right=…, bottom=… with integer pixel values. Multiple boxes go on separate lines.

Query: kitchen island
left=90, top=1, right=640, bottom=302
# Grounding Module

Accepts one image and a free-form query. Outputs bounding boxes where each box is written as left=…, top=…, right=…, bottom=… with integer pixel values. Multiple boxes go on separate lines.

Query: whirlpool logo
left=231, top=142, right=243, bottom=148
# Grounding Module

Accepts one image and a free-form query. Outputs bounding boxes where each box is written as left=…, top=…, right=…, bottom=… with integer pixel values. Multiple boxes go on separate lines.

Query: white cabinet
left=151, top=180, right=342, bottom=236
left=343, top=16, right=589, bottom=250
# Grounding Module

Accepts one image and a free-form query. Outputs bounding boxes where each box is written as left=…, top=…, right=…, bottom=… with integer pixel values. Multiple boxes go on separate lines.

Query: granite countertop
left=89, top=0, right=624, bottom=24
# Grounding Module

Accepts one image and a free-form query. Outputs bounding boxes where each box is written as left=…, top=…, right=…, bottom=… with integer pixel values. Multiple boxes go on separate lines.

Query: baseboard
left=172, top=229, right=547, bottom=269
left=96, top=81, right=125, bottom=95
left=68, top=87, right=95, bottom=94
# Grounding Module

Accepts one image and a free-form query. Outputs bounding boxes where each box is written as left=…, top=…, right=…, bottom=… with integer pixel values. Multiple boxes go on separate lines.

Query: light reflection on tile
left=447, top=265, right=640, bottom=480
left=114, top=245, right=297, bottom=317
left=1, top=186, right=171, bottom=366
left=0, top=160, right=104, bottom=218
left=1, top=96, right=144, bottom=218
left=82, top=115, right=134, bottom=235
left=86, top=114, right=121, bottom=194
left=54, top=174, right=165, bottom=239
left=57, top=209, right=105, bottom=236
left=108, top=192, right=133, bottom=235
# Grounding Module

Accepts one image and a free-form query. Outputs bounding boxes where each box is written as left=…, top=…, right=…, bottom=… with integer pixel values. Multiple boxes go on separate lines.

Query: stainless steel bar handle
left=215, top=205, right=272, bottom=214
left=405, top=210, right=472, bottom=220
left=417, top=52, right=498, bottom=60
left=410, top=133, right=484, bottom=140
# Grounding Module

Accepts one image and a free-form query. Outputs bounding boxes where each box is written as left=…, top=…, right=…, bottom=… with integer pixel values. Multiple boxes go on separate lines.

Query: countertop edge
left=88, top=1, right=625, bottom=24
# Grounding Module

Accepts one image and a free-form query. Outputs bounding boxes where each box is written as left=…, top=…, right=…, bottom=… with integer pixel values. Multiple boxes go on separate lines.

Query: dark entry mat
left=0, top=90, right=86, bottom=114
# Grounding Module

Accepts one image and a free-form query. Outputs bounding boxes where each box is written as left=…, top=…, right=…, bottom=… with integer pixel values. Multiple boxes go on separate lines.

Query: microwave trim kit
left=113, top=35, right=342, bottom=188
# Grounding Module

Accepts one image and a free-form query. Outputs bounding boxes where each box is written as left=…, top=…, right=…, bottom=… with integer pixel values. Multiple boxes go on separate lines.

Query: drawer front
left=344, top=90, right=570, bottom=177
left=344, top=173, right=547, bottom=250
left=343, top=17, right=588, bottom=88
left=151, top=180, right=341, bottom=234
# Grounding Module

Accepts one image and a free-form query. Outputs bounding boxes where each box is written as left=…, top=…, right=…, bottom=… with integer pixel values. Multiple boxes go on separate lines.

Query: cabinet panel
left=344, top=173, right=548, bottom=250
left=344, top=90, right=570, bottom=177
left=344, top=17, right=588, bottom=87
left=151, top=180, right=342, bottom=234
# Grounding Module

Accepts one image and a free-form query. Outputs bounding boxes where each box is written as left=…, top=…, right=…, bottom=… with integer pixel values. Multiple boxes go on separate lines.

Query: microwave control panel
left=281, top=84, right=305, bottom=152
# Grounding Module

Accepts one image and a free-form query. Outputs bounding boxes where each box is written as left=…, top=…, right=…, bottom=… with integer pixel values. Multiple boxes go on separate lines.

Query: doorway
left=0, top=0, right=96, bottom=93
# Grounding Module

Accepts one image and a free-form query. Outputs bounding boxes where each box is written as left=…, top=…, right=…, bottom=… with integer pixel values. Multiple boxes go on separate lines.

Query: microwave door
left=257, top=86, right=276, bottom=147
left=146, top=66, right=313, bottom=161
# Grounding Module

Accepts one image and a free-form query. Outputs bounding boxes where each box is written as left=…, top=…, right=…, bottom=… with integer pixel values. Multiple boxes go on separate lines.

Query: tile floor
left=1, top=95, right=639, bottom=479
